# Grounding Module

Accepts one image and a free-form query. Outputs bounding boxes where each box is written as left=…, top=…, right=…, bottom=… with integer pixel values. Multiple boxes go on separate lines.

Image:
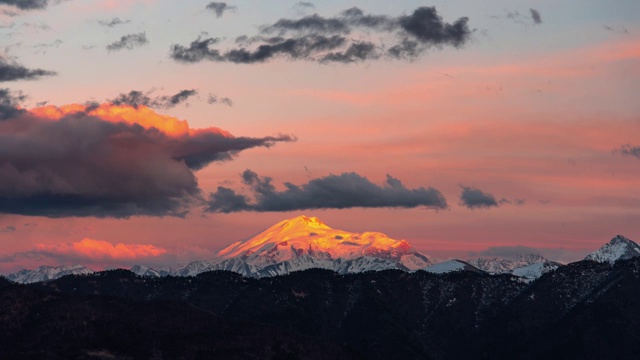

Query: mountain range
left=2, top=256, right=640, bottom=359
left=5, top=216, right=638, bottom=284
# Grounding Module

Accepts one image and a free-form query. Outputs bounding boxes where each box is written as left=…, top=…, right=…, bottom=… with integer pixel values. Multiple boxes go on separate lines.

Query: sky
left=0, top=0, right=638, bottom=272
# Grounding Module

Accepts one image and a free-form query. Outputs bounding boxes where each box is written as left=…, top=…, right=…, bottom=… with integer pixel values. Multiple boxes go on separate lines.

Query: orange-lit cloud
left=29, top=103, right=230, bottom=137
left=0, top=103, right=294, bottom=217
left=36, top=238, right=167, bottom=260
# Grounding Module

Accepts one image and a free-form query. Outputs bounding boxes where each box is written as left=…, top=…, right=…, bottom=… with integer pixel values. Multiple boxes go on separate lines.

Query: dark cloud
left=205, top=2, right=236, bottom=18
left=0, top=104, right=295, bottom=217
left=0, top=0, right=48, bottom=10
left=0, top=225, right=16, bottom=233
left=170, top=35, right=222, bottom=62
left=110, top=89, right=198, bottom=109
left=0, top=57, right=56, bottom=81
left=206, top=170, right=447, bottom=213
left=618, top=144, right=640, bottom=159
left=170, top=6, right=471, bottom=64
left=106, top=32, right=148, bottom=51
left=490, top=9, right=541, bottom=26
left=602, top=25, right=629, bottom=34
left=0, top=88, right=26, bottom=119
left=207, top=93, right=233, bottom=106
left=459, top=186, right=499, bottom=209
left=98, top=17, right=130, bottom=27
left=529, top=8, right=542, bottom=24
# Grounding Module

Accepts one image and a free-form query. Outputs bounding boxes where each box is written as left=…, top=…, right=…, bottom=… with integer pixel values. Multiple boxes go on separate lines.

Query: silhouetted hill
left=2, top=258, right=640, bottom=359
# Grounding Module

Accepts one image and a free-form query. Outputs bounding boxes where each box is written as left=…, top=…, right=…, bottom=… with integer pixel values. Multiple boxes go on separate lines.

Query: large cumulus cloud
left=206, top=170, right=447, bottom=212
left=0, top=103, right=294, bottom=217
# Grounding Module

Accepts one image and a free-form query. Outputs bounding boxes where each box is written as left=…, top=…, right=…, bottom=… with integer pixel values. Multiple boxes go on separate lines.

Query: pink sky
left=0, top=1, right=638, bottom=272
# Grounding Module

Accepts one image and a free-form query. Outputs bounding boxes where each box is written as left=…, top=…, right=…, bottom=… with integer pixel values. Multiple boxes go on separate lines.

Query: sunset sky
left=0, top=0, right=638, bottom=272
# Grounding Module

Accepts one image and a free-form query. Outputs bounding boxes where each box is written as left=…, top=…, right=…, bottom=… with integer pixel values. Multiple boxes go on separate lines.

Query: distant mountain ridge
left=466, top=254, right=547, bottom=273
left=5, top=217, right=638, bottom=284
left=7, top=256, right=640, bottom=360
left=7, top=265, right=93, bottom=284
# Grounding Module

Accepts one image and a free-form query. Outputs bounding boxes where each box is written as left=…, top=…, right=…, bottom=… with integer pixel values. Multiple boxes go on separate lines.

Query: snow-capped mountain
left=510, top=261, right=562, bottom=281
left=466, top=254, right=547, bottom=274
left=213, top=215, right=431, bottom=272
left=584, top=235, right=640, bottom=264
left=140, top=215, right=431, bottom=278
left=421, top=260, right=484, bottom=274
left=130, top=265, right=161, bottom=277
left=7, top=265, right=94, bottom=284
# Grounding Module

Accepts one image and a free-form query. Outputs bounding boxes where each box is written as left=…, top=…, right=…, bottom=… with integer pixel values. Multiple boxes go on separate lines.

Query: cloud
left=0, top=103, right=295, bottom=217
left=206, top=170, right=447, bottom=213
left=0, top=225, right=16, bottom=233
left=33, top=39, right=62, bottom=54
left=0, top=88, right=26, bottom=119
left=618, top=144, right=640, bottom=159
left=459, top=186, right=499, bottom=209
left=0, top=238, right=166, bottom=267
left=170, top=6, right=471, bottom=64
left=205, top=2, right=236, bottom=18
left=490, top=9, right=542, bottom=26
left=602, top=24, right=629, bottom=34
left=0, top=57, right=57, bottom=81
left=110, top=89, right=198, bottom=109
left=292, top=1, right=314, bottom=15
left=36, top=238, right=167, bottom=260
left=529, top=8, right=542, bottom=25
left=0, top=0, right=49, bottom=10
left=98, top=17, right=130, bottom=27
left=106, top=32, right=148, bottom=51
left=207, top=93, right=233, bottom=106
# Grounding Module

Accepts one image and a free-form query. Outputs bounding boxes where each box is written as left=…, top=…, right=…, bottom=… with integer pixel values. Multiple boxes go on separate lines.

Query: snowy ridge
left=584, top=235, right=640, bottom=264
left=466, top=254, right=547, bottom=274
left=510, top=261, right=562, bottom=281
left=130, top=265, right=160, bottom=277
left=7, top=265, right=94, bottom=284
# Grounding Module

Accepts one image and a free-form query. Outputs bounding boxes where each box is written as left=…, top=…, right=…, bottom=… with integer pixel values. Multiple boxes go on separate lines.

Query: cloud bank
left=0, top=103, right=294, bottom=217
left=206, top=170, right=447, bottom=212
left=171, top=6, right=471, bottom=64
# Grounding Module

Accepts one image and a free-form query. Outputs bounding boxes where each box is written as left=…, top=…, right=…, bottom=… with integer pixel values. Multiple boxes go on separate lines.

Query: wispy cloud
left=0, top=57, right=56, bottom=81
left=171, top=6, right=471, bottom=64
left=106, top=32, right=148, bottom=51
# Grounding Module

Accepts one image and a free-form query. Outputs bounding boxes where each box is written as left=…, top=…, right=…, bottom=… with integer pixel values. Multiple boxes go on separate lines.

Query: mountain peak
left=214, top=215, right=431, bottom=271
left=279, top=215, right=330, bottom=230
left=610, top=234, right=634, bottom=244
left=585, top=235, right=640, bottom=264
